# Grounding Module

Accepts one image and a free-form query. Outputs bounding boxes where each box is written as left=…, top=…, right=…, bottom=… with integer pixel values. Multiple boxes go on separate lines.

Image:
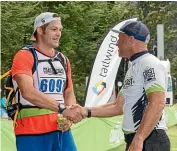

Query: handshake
left=62, top=104, right=90, bottom=124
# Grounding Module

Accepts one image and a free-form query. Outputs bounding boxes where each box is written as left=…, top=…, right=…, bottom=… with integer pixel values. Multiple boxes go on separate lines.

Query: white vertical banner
left=84, top=18, right=138, bottom=107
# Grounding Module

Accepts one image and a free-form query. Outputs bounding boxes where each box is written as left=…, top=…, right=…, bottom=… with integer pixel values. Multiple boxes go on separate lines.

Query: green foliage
left=1, top=1, right=177, bottom=104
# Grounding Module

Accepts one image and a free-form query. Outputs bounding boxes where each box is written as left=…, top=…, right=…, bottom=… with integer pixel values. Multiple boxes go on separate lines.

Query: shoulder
left=56, top=51, right=70, bottom=65
left=140, top=53, right=160, bottom=64
left=11, top=49, right=34, bottom=78
left=13, top=49, right=34, bottom=63
left=139, top=53, right=165, bottom=70
left=12, top=48, right=35, bottom=71
left=57, top=51, right=67, bottom=59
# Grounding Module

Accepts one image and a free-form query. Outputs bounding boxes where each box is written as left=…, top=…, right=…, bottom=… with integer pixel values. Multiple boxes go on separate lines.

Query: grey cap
left=31, top=12, right=61, bottom=41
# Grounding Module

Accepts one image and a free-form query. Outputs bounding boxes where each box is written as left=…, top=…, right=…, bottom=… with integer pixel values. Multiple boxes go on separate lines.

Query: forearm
left=136, top=101, right=165, bottom=140
left=90, top=100, right=123, bottom=117
left=64, top=87, right=76, bottom=106
left=89, top=94, right=124, bottom=117
left=22, top=88, right=59, bottom=112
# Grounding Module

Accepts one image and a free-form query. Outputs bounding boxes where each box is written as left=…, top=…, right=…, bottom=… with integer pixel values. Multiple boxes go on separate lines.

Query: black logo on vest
left=43, top=67, right=64, bottom=76
left=123, top=77, right=133, bottom=89
left=143, top=67, right=156, bottom=83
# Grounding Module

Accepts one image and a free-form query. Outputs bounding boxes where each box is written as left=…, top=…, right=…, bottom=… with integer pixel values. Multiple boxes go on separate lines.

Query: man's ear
left=128, top=36, right=135, bottom=45
left=36, top=27, right=43, bottom=35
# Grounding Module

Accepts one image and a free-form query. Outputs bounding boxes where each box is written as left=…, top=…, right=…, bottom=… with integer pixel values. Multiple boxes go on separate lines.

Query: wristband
left=87, top=108, right=91, bottom=118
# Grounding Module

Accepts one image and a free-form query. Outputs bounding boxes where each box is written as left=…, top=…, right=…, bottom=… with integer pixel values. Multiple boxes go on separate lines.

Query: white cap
left=31, top=12, right=61, bottom=41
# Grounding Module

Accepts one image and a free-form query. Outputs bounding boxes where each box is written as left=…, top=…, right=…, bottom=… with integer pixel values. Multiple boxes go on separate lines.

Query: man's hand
left=71, top=104, right=88, bottom=119
left=62, top=106, right=83, bottom=123
left=61, top=104, right=89, bottom=131
left=62, top=118, right=73, bottom=132
left=128, top=135, right=144, bottom=151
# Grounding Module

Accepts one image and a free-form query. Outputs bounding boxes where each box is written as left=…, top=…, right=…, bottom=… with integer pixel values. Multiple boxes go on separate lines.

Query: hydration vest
left=4, top=45, right=68, bottom=129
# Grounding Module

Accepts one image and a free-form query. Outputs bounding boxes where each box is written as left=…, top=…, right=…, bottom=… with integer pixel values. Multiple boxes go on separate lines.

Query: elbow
left=20, top=88, right=34, bottom=101
left=117, top=110, right=123, bottom=116
left=114, top=103, right=123, bottom=116
left=115, top=100, right=124, bottom=115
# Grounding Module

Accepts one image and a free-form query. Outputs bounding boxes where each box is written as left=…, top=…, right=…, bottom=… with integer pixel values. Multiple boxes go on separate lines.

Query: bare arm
left=15, top=74, right=59, bottom=112
left=64, top=87, right=76, bottom=106
left=15, top=74, right=83, bottom=122
left=88, top=94, right=124, bottom=117
left=135, top=92, right=166, bottom=141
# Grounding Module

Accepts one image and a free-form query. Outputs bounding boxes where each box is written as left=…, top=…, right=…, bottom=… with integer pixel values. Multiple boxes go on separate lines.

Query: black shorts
left=124, top=129, right=170, bottom=151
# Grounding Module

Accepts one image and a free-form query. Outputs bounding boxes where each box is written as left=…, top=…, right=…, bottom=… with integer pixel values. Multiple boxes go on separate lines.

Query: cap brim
left=111, top=29, right=125, bottom=34
left=118, top=30, right=125, bottom=34
left=30, top=30, right=36, bottom=41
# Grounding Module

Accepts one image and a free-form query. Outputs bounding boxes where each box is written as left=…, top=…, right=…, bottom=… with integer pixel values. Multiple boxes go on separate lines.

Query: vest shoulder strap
left=56, top=51, right=68, bottom=87
left=56, top=51, right=68, bottom=73
left=21, top=45, right=37, bottom=74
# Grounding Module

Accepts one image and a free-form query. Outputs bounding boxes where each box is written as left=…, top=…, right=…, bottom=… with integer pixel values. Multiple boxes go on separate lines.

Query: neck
left=34, top=41, right=54, bottom=55
left=129, top=41, right=148, bottom=59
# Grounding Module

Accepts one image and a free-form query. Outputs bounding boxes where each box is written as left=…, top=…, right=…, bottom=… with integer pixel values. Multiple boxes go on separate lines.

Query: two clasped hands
left=61, top=104, right=89, bottom=132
